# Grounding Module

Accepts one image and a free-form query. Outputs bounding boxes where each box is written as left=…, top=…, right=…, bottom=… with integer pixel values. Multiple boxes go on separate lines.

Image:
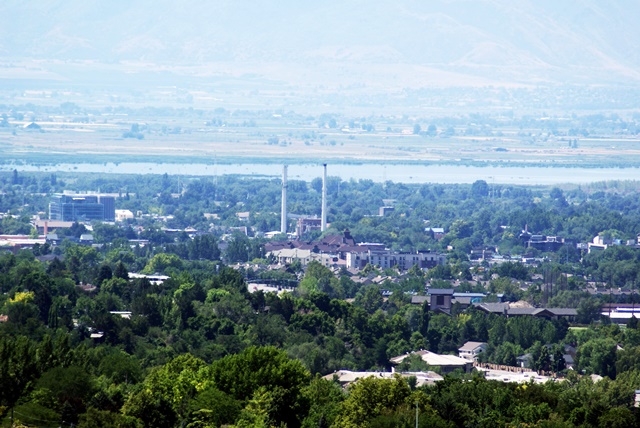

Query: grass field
left=2, top=120, right=640, bottom=169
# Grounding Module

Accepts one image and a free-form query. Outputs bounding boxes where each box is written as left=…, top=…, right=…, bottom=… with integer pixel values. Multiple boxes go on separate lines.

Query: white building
left=268, top=248, right=313, bottom=266
left=324, top=370, right=443, bottom=387
left=267, top=248, right=342, bottom=268
left=346, top=250, right=446, bottom=270
left=115, top=209, right=134, bottom=222
left=390, top=350, right=473, bottom=374
left=129, top=272, right=170, bottom=285
left=458, top=341, right=487, bottom=361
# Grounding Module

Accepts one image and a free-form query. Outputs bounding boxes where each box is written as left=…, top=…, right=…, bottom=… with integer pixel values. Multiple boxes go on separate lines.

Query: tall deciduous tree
left=0, top=336, right=38, bottom=423
left=211, top=346, right=310, bottom=427
left=334, top=375, right=411, bottom=427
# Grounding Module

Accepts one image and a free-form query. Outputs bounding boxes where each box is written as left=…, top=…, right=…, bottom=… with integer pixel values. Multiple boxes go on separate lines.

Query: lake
left=2, top=162, right=640, bottom=185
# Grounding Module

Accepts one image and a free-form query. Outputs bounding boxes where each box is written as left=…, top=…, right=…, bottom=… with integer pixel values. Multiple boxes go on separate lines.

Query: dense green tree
left=35, top=366, right=95, bottom=425
left=578, top=338, right=618, bottom=378
left=186, top=385, right=242, bottom=427
left=470, top=180, right=489, bottom=198
left=225, top=232, right=251, bottom=263
left=300, top=375, right=344, bottom=428
left=210, top=346, right=310, bottom=427
left=0, top=336, right=38, bottom=421
left=123, top=354, right=210, bottom=425
left=577, top=297, right=603, bottom=324
left=78, top=407, right=142, bottom=428
left=334, top=375, right=412, bottom=427
left=142, top=252, right=184, bottom=274
left=96, top=264, right=113, bottom=286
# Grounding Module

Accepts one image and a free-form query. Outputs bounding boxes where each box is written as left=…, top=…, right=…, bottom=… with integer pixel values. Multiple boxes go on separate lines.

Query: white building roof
left=128, top=272, right=170, bottom=284
left=268, top=248, right=312, bottom=259
left=0, top=238, right=46, bottom=246
left=390, top=350, right=469, bottom=367
left=477, top=368, right=552, bottom=384
left=323, top=370, right=443, bottom=387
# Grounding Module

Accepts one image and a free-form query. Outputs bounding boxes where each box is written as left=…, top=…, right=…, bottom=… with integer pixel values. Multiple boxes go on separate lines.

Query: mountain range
left=1, top=0, right=639, bottom=87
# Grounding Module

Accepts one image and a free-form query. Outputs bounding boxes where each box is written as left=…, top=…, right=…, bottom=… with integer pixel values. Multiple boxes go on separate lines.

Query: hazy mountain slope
left=1, top=0, right=638, bottom=85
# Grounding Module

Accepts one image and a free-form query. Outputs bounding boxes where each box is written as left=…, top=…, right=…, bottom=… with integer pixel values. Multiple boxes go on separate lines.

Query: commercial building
left=346, top=250, right=446, bottom=270
left=49, top=193, right=115, bottom=222
left=265, top=229, right=445, bottom=272
left=324, top=370, right=443, bottom=387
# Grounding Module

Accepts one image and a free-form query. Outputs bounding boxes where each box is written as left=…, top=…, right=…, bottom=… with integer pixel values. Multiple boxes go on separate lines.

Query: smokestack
left=281, top=165, right=288, bottom=234
left=321, top=164, right=327, bottom=231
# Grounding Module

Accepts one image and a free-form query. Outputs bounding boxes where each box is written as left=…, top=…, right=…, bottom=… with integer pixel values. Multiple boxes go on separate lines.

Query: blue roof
left=453, top=292, right=486, bottom=298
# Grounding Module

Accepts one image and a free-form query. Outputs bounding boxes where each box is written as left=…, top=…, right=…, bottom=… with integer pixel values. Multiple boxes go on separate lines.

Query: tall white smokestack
left=281, top=165, right=288, bottom=234
left=321, top=163, right=327, bottom=231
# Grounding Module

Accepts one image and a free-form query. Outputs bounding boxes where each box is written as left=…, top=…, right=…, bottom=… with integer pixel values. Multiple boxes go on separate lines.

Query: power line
left=12, top=408, right=62, bottom=427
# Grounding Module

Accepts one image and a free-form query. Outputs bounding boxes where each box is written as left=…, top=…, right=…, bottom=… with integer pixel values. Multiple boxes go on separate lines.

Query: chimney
left=44, top=220, right=48, bottom=237
left=281, top=165, right=288, bottom=234
left=321, top=163, right=327, bottom=231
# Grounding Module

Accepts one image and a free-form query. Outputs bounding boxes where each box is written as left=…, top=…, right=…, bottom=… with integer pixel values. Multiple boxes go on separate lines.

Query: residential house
left=428, top=288, right=454, bottom=313
left=458, top=341, right=488, bottom=361
left=425, top=227, right=445, bottom=240
left=79, top=234, right=94, bottom=245
left=473, top=302, right=577, bottom=321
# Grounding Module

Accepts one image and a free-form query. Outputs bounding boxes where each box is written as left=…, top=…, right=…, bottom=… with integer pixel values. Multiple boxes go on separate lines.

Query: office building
left=49, top=193, right=116, bottom=222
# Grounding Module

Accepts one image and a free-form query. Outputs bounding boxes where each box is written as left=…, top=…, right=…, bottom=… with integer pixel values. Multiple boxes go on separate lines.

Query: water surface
left=2, top=162, right=639, bottom=185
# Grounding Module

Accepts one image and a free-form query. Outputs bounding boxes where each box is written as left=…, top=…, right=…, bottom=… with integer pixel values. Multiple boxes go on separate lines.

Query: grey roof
left=473, top=303, right=577, bottom=318
left=36, top=254, right=61, bottom=262
left=452, top=296, right=473, bottom=305
left=458, top=341, right=487, bottom=352
left=474, top=302, right=509, bottom=313
left=526, top=308, right=578, bottom=317
left=428, top=288, right=454, bottom=295
left=411, top=296, right=429, bottom=304
left=546, top=308, right=578, bottom=316
left=507, top=308, right=537, bottom=316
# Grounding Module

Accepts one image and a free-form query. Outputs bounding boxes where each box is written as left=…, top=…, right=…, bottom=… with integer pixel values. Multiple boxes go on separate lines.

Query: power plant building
left=296, top=217, right=322, bottom=237
left=49, top=193, right=116, bottom=222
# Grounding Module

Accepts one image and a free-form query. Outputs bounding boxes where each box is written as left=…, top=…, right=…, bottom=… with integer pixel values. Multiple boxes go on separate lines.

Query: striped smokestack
left=321, top=163, right=327, bottom=231
left=281, top=165, right=288, bottom=234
